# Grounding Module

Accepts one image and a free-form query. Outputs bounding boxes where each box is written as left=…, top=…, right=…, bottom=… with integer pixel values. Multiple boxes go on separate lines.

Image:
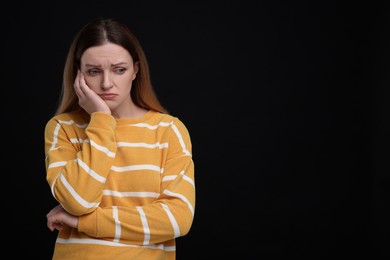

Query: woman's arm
left=44, top=112, right=118, bottom=216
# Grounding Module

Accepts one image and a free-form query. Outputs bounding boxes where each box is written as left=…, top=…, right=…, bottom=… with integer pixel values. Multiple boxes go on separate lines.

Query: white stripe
left=117, top=142, right=168, bottom=149
left=77, top=158, right=106, bottom=183
left=183, top=175, right=195, bottom=188
left=55, top=238, right=174, bottom=251
left=171, top=123, right=191, bottom=156
left=49, top=123, right=61, bottom=151
left=112, top=207, right=121, bottom=243
left=51, top=175, right=60, bottom=200
left=160, top=203, right=180, bottom=238
left=90, top=140, right=115, bottom=157
left=68, top=138, right=115, bottom=157
left=69, top=138, right=89, bottom=144
left=59, top=174, right=99, bottom=209
left=162, top=175, right=176, bottom=182
left=103, top=190, right=160, bottom=198
left=58, top=119, right=87, bottom=128
left=48, top=161, right=67, bottom=169
left=126, top=121, right=171, bottom=130
left=111, top=164, right=161, bottom=173
left=164, top=246, right=176, bottom=252
left=162, top=171, right=195, bottom=188
left=163, top=189, right=194, bottom=217
left=136, top=206, right=150, bottom=245
left=57, top=119, right=74, bottom=125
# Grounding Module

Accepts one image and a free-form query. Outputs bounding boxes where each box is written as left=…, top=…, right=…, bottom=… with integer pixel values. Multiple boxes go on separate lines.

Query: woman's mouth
left=99, top=94, right=118, bottom=100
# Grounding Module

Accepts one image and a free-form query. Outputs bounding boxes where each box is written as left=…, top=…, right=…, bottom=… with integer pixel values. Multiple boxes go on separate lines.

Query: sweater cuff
left=78, top=211, right=97, bottom=237
left=89, top=112, right=117, bottom=130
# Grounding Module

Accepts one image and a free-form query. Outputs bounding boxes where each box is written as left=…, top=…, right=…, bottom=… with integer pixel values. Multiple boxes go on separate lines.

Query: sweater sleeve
left=78, top=117, right=195, bottom=245
left=44, top=112, right=117, bottom=216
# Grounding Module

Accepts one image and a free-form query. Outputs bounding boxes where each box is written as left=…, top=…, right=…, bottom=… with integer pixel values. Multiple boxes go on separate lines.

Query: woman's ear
left=132, top=61, right=139, bottom=80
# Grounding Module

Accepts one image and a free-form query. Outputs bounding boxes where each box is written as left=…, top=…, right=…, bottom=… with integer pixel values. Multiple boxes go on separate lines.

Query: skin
left=47, top=43, right=146, bottom=232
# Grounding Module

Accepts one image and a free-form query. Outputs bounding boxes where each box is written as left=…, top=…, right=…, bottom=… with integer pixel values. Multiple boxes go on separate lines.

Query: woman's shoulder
left=152, top=112, right=191, bottom=136
left=150, top=111, right=187, bottom=126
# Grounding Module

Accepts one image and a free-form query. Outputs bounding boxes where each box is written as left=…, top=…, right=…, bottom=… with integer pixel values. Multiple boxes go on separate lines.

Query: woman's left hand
left=46, top=204, right=78, bottom=231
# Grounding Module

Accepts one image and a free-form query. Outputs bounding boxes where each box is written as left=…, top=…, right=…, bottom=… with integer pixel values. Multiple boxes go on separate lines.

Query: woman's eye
left=87, top=69, right=100, bottom=75
left=114, top=68, right=126, bottom=74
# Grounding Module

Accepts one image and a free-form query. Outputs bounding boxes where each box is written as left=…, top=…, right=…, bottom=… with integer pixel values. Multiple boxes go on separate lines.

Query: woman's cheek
left=85, top=78, right=99, bottom=90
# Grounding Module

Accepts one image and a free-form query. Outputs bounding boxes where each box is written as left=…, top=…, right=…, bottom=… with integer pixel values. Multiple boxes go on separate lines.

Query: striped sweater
left=44, top=110, right=195, bottom=260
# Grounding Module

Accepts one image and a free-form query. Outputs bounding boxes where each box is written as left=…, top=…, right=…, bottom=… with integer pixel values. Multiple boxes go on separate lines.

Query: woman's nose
left=101, top=72, right=113, bottom=90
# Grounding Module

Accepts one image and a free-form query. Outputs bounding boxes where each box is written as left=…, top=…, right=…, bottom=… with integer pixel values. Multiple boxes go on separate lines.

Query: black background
left=3, top=1, right=390, bottom=258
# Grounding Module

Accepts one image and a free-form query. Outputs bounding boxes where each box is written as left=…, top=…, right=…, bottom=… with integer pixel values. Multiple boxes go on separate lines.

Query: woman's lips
left=99, top=94, right=117, bottom=100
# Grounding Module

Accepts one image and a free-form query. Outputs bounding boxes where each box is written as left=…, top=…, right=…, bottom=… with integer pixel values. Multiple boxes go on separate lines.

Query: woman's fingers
left=74, top=70, right=86, bottom=98
left=75, top=71, right=96, bottom=99
left=74, top=71, right=82, bottom=98
left=46, top=204, right=62, bottom=218
left=79, top=72, right=94, bottom=97
left=47, top=207, right=65, bottom=232
left=47, top=219, right=64, bottom=232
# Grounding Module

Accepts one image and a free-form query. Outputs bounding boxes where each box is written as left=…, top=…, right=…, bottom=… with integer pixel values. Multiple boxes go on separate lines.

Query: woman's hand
left=46, top=204, right=78, bottom=231
left=74, top=70, right=111, bottom=115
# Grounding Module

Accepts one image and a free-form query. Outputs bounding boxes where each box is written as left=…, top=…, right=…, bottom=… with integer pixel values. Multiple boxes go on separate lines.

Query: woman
left=44, top=17, right=195, bottom=259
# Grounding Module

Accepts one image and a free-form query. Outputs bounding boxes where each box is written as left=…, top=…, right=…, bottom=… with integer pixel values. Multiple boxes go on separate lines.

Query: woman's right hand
left=74, top=70, right=111, bottom=115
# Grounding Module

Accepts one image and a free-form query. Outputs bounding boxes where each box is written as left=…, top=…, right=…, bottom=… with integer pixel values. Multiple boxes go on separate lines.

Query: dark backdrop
left=3, top=1, right=390, bottom=258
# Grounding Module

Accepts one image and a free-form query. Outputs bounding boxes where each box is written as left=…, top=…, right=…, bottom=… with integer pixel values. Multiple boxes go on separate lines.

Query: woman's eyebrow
left=84, top=62, right=128, bottom=67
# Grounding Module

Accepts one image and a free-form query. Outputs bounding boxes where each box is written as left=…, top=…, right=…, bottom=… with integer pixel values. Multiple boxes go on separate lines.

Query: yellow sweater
left=44, top=110, right=195, bottom=260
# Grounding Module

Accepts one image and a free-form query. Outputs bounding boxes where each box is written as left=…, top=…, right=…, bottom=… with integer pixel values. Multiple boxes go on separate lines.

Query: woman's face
left=80, top=43, right=138, bottom=116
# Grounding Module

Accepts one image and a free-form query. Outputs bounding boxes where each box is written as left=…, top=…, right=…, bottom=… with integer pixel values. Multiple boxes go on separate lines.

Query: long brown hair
left=55, top=17, right=168, bottom=115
